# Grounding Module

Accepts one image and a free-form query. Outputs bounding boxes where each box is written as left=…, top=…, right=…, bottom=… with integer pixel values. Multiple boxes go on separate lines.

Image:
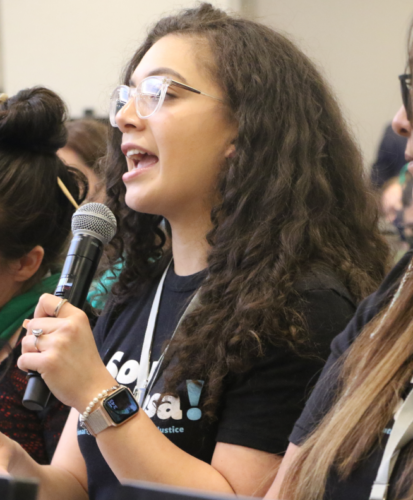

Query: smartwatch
left=81, top=386, right=139, bottom=437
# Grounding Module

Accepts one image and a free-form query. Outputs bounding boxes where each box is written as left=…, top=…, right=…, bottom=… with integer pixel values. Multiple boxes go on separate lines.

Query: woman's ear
left=225, top=144, right=236, bottom=158
left=12, top=246, right=45, bottom=282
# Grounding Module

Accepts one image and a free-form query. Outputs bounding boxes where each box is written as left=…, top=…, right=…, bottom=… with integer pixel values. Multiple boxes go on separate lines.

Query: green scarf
left=0, top=273, right=60, bottom=345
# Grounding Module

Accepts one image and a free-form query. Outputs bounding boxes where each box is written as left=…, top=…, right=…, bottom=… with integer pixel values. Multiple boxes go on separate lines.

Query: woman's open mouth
left=126, top=148, right=159, bottom=170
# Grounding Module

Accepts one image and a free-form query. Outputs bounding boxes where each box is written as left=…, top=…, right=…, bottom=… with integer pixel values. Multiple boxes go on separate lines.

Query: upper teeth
left=127, top=148, right=147, bottom=157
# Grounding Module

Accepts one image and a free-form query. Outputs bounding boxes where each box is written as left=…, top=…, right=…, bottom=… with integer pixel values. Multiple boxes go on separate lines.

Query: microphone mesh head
left=71, top=203, right=117, bottom=244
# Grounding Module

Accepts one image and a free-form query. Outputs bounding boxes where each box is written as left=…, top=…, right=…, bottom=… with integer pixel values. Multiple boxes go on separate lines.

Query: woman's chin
left=124, top=192, right=161, bottom=217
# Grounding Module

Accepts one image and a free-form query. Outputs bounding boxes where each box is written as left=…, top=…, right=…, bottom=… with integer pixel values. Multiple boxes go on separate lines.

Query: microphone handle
left=22, top=234, right=103, bottom=411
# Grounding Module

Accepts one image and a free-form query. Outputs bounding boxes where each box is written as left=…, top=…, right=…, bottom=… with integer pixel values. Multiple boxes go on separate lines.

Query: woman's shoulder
left=294, top=262, right=354, bottom=305
left=292, top=264, right=357, bottom=353
left=292, top=252, right=413, bottom=358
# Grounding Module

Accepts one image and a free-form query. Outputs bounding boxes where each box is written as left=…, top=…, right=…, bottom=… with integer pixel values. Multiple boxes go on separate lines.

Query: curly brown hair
left=104, top=3, right=389, bottom=420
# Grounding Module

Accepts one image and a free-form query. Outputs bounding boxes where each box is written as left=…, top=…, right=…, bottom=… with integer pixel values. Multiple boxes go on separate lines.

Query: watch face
left=103, top=388, right=139, bottom=425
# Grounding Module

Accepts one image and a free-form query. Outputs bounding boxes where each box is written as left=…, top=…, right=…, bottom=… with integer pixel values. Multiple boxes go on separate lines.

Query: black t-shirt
left=290, top=250, right=413, bottom=500
left=78, top=264, right=356, bottom=500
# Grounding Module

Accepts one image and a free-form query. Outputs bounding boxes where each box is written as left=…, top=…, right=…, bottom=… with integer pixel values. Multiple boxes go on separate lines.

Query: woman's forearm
left=96, top=409, right=234, bottom=493
left=265, top=443, right=300, bottom=499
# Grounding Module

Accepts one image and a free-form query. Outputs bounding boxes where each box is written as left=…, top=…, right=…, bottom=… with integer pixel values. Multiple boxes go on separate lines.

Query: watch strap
left=83, top=406, right=112, bottom=437
left=80, top=386, right=139, bottom=437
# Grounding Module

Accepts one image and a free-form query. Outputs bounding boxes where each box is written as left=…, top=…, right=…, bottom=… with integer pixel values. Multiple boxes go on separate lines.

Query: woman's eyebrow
left=130, top=67, right=188, bottom=86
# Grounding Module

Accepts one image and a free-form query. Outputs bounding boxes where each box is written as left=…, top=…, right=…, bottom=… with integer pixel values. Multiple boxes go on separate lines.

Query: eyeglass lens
left=138, top=78, right=163, bottom=118
left=110, top=78, right=165, bottom=126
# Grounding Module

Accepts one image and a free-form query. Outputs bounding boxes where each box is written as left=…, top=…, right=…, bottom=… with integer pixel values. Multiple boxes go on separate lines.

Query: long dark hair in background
left=104, top=3, right=389, bottom=420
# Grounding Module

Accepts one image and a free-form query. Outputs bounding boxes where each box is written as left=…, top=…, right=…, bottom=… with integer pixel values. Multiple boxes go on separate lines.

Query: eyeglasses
left=399, top=74, right=412, bottom=120
left=109, top=75, right=223, bottom=127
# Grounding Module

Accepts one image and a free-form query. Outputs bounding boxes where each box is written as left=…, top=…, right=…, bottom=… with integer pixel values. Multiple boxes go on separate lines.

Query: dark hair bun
left=0, top=87, right=67, bottom=153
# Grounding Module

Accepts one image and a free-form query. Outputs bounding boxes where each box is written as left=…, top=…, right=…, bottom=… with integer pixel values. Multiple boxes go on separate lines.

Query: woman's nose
left=392, top=105, right=412, bottom=138
left=116, top=97, right=145, bottom=132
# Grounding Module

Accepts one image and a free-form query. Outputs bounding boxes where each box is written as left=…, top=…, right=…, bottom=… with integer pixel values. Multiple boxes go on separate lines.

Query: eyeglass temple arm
left=170, top=80, right=224, bottom=102
left=170, top=80, right=201, bottom=94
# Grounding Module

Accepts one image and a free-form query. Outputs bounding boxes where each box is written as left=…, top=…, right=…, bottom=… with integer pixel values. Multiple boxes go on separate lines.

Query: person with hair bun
left=0, top=4, right=389, bottom=500
left=0, top=87, right=86, bottom=464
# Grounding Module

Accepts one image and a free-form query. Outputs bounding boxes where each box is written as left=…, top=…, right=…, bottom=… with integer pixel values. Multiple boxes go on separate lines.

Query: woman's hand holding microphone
left=18, top=293, right=117, bottom=415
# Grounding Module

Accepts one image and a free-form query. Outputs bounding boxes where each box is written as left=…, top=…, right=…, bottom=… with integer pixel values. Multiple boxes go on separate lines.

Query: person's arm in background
left=0, top=409, right=88, bottom=500
left=265, top=443, right=299, bottom=499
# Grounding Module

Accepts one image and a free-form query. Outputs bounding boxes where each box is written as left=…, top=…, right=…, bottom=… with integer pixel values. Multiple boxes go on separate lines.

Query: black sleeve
left=216, top=288, right=356, bottom=455
left=290, top=252, right=413, bottom=446
left=288, top=289, right=380, bottom=446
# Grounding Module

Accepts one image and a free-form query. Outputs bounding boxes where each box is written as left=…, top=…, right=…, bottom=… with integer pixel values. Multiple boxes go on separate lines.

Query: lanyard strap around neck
left=142, top=288, right=200, bottom=408
left=135, top=261, right=202, bottom=407
left=136, top=261, right=172, bottom=404
left=370, top=387, right=413, bottom=500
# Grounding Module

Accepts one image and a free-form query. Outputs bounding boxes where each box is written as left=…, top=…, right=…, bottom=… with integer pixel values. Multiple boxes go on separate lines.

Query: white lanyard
left=134, top=261, right=201, bottom=407
left=134, top=260, right=171, bottom=405
left=369, top=386, right=413, bottom=500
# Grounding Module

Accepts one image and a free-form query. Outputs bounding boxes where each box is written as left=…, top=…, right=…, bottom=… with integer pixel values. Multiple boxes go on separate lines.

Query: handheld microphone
left=22, top=203, right=117, bottom=411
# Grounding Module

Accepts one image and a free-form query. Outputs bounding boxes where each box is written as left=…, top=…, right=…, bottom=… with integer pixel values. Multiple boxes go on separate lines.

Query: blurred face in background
left=58, top=146, right=104, bottom=202
left=381, top=179, right=403, bottom=223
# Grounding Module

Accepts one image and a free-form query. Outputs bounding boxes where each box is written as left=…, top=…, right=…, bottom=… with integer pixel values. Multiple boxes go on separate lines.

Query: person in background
left=380, top=176, right=403, bottom=224
left=58, top=119, right=108, bottom=202
left=399, top=174, right=413, bottom=250
left=371, top=123, right=407, bottom=188
left=378, top=177, right=408, bottom=263
left=0, top=88, right=86, bottom=464
left=0, top=4, right=389, bottom=499
left=266, top=23, right=413, bottom=500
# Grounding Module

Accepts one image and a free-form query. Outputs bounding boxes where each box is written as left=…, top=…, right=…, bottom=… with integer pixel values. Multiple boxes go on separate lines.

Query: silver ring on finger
left=53, top=298, right=68, bottom=318
left=32, top=328, right=44, bottom=338
left=34, top=336, right=41, bottom=353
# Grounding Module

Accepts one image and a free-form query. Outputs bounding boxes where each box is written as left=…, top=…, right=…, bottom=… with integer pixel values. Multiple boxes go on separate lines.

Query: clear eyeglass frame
left=109, top=75, right=223, bottom=127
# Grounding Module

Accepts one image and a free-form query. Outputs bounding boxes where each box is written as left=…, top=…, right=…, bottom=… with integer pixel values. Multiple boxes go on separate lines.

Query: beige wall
left=0, top=0, right=4, bottom=92
left=1, top=0, right=412, bottom=166
left=252, top=0, right=413, bottom=167
left=0, top=0, right=240, bottom=117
